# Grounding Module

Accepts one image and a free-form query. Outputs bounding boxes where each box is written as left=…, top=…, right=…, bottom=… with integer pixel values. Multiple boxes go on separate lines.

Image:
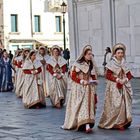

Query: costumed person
left=46, top=45, right=67, bottom=109
left=61, top=45, right=98, bottom=133
left=98, top=43, right=133, bottom=130
left=22, top=50, right=46, bottom=109
left=15, top=48, right=30, bottom=98
left=0, top=51, right=14, bottom=92
left=36, top=46, right=50, bottom=97
left=12, top=49, right=22, bottom=90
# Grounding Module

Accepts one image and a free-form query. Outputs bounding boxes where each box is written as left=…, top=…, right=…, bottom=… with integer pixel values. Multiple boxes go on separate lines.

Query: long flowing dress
left=12, top=55, right=19, bottom=90
left=36, top=53, right=50, bottom=96
left=62, top=61, right=98, bottom=130
left=22, top=59, right=46, bottom=108
left=98, top=57, right=133, bottom=129
left=0, top=57, right=13, bottom=92
left=15, top=56, right=25, bottom=98
left=46, top=56, right=67, bottom=107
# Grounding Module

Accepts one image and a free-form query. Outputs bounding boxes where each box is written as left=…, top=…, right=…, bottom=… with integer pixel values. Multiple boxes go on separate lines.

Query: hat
left=112, top=43, right=126, bottom=55
left=51, top=45, right=61, bottom=51
left=23, top=48, right=30, bottom=52
left=39, top=46, right=47, bottom=50
left=76, top=44, right=92, bottom=61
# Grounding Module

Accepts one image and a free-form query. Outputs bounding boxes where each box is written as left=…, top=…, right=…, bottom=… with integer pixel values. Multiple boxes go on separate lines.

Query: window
left=34, top=15, right=41, bottom=32
left=11, top=45, right=19, bottom=54
left=55, top=16, right=62, bottom=32
left=22, top=45, right=33, bottom=49
left=11, top=14, right=18, bottom=32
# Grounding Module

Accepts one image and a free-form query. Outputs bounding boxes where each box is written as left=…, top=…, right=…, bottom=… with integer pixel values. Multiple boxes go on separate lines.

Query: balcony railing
left=47, top=0, right=67, bottom=12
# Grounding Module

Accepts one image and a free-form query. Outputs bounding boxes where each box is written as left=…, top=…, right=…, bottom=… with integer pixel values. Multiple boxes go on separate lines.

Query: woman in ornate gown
left=46, top=45, right=67, bottom=109
left=15, top=48, right=30, bottom=98
left=0, top=51, right=14, bottom=92
left=22, top=50, right=46, bottom=109
left=36, top=46, right=50, bottom=97
left=62, top=45, right=98, bottom=133
left=12, top=49, right=23, bottom=90
left=98, top=43, right=133, bottom=130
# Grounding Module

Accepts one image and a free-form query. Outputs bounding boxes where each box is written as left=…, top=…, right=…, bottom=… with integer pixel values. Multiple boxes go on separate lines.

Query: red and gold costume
left=14, top=56, right=24, bottom=98
left=99, top=43, right=133, bottom=129
left=36, top=46, right=50, bottom=96
left=46, top=55, right=67, bottom=108
left=22, top=54, right=46, bottom=109
left=62, top=45, right=98, bottom=131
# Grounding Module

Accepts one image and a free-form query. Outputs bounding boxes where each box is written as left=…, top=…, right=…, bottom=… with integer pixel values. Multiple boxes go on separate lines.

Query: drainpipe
left=110, top=0, right=116, bottom=46
left=30, top=0, right=33, bottom=37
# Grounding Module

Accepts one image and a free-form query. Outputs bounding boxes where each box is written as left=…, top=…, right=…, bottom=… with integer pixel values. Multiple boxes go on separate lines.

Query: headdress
left=112, top=43, right=126, bottom=55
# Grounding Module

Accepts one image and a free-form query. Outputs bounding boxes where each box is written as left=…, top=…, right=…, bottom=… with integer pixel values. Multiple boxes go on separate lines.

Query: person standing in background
left=0, top=51, right=14, bottom=92
left=0, top=48, right=3, bottom=89
left=63, top=48, right=70, bottom=66
left=9, top=50, right=13, bottom=60
left=103, top=47, right=112, bottom=73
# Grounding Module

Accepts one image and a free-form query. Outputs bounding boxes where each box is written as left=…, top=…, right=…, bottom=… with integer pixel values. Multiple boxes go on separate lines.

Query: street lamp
left=61, top=1, right=67, bottom=50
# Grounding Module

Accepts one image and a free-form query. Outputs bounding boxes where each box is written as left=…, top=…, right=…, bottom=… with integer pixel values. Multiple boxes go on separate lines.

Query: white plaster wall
left=114, top=0, right=140, bottom=77
left=68, top=0, right=140, bottom=77
left=2, top=0, right=69, bottom=50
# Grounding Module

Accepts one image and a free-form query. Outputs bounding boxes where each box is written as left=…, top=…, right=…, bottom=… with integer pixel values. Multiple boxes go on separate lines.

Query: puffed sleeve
left=91, top=75, right=97, bottom=80
left=46, top=64, right=54, bottom=75
left=126, top=71, right=133, bottom=80
left=70, top=66, right=81, bottom=84
left=106, top=69, right=117, bottom=82
left=35, top=67, right=42, bottom=74
left=61, top=64, right=67, bottom=74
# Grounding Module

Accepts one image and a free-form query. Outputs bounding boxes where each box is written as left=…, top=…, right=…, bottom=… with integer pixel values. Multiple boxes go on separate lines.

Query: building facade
left=0, top=0, right=69, bottom=53
left=68, top=0, right=140, bottom=77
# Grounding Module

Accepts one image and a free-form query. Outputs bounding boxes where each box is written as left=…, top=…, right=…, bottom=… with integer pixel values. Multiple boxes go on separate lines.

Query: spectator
left=63, top=48, right=70, bottom=65
left=9, top=50, right=13, bottom=60
left=102, top=47, right=112, bottom=72
left=0, top=51, right=14, bottom=92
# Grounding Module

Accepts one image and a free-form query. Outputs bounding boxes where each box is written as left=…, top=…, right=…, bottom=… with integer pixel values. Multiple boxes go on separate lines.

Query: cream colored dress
left=62, top=61, right=97, bottom=130
left=47, top=56, right=67, bottom=107
left=36, top=53, right=50, bottom=96
left=15, top=56, right=25, bottom=98
left=98, top=57, right=133, bottom=129
left=12, top=56, right=19, bottom=90
left=22, top=59, right=46, bottom=108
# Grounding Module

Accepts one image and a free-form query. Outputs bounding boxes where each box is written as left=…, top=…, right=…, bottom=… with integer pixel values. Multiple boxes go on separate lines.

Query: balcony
left=47, top=0, right=67, bottom=12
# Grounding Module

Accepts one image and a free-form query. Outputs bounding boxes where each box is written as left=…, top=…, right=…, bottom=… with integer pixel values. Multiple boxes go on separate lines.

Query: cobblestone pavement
left=0, top=77, right=140, bottom=140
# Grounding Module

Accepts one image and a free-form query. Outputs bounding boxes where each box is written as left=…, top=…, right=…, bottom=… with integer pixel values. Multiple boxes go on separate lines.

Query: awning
left=9, top=39, right=36, bottom=43
left=35, top=40, right=48, bottom=45
left=9, top=39, right=48, bottom=47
